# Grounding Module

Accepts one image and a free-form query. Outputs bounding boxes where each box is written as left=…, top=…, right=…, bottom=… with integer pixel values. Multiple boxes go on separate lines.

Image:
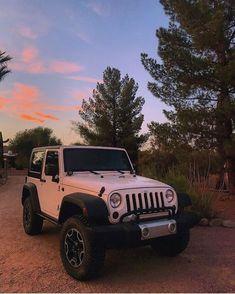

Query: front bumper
left=92, top=211, right=198, bottom=249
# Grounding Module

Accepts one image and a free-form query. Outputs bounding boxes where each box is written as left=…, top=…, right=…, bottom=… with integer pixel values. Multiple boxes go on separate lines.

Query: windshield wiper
left=88, top=170, right=100, bottom=175
left=115, top=170, right=125, bottom=174
left=67, top=170, right=100, bottom=175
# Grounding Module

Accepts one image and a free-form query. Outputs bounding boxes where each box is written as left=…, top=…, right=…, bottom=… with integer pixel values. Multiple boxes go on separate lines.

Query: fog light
left=112, top=211, right=119, bottom=219
left=168, top=223, right=177, bottom=233
left=142, top=226, right=150, bottom=238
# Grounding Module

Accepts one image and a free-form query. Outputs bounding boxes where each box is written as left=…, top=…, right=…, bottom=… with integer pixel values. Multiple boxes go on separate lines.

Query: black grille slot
left=155, top=192, right=159, bottom=208
left=138, top=193, right=143, bottom=209
left=149, top=192, right=154, bottom=209
left=144, top=193, right=149, bottom=210
left=132, top=194, right=137, bottom=210
left=160, top=192, right=164, bottom=206
left=126, top=194, right=131, bottom=212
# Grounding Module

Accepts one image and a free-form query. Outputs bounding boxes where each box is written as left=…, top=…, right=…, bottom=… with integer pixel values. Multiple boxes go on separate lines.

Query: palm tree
left=0, top=51, right=12, bottom=82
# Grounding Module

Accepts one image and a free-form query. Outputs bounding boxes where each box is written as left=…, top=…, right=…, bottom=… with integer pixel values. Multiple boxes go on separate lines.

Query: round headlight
left=166, top=189, right=174, bottom=203
left=110, top=193, right=122, bottom=208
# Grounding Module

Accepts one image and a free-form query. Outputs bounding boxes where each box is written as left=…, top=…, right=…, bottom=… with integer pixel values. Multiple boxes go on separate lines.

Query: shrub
left=162, top=168, right=215, bottom=219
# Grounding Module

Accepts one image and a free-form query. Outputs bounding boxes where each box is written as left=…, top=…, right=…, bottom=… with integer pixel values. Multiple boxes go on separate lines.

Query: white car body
left=27, top=146, right=178, bottom=224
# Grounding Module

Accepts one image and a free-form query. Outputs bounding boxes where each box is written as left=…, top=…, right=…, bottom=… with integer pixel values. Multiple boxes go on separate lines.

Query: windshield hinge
left=98, top=186, right=105, bottom=197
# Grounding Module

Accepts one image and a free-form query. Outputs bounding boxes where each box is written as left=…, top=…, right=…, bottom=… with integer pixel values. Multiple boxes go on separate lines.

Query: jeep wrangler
left=22, top=146, right=197, bottom=280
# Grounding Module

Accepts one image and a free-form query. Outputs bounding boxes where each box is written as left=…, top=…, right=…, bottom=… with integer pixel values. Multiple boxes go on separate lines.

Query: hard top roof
left=32, top=145, right=126, bottom=152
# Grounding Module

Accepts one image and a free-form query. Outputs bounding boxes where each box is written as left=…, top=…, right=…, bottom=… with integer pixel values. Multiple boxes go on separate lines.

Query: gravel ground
left=0, top=176, right=235, bottom=293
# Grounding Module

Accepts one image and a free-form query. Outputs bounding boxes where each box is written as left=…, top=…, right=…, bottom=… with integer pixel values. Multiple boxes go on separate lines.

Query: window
left=30, top=151, right=44, bottom=173
left=45, top=151, right=59, bottom=175
left=64, top=148, right=132, bottom=172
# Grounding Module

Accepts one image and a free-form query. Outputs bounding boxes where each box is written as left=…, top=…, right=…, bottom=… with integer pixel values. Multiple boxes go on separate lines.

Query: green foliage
left=74, top=67, right=147, bottom=162
left=162, top=168, right=215, bottom=219
left=163, top=168, right=190, bottom=192
left=138, top=149, right=177, bottom=179
left=9, top=127, right=62, bottom=168
left=141, top=0, right=235, bottom=190
left=0, top=51, right=12, bottom=82
left=189, top=188, right=215, bottom=220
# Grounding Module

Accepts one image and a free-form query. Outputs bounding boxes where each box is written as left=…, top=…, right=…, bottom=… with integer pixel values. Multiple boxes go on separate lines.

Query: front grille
left=125, top=192, right=165, bottom=213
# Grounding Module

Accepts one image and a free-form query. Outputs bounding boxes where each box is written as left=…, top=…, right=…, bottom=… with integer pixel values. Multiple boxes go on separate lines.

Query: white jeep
left=22, top=146, right=197, bottom=280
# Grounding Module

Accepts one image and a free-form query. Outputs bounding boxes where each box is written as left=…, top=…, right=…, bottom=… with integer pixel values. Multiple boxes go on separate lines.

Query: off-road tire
left=151, top=230, right=190, bottom=257
left=60, top=215, right=105, bottom=281
left=23, top=197, right=43, bottom=235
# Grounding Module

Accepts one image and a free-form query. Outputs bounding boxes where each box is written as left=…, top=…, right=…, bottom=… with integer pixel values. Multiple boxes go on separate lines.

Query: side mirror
left=52, top=174, right=60, bottom=183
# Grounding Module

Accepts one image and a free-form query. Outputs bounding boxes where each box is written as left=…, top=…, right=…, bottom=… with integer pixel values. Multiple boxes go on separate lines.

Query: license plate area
left=138, top=219, right=177, bottom=240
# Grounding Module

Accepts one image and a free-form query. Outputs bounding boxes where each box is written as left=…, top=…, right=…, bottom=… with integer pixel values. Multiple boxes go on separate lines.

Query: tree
left=141, top=0, right=235, bottom=191
left=0, top=51, right=12, bottom=81
left=74, top=67, right=146, bottom=162
left=9, top=127, right=62, bottom=167
left=0, top=50, right=12, bottom=169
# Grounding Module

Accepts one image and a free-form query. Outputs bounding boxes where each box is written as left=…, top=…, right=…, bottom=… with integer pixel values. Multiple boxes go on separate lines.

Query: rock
left=209, top=218, right=223, bottom=227
left=199, top=218, right=209, bottom=226
left=222, top=220, right=235, bottom=228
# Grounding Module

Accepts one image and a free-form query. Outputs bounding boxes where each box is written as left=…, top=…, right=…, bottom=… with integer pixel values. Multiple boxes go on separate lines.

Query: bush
left=162, top=168, right=215, bottom=219
left=189, top=187, right=215, bottom=219
left=163, top=168, right=190, bottom=192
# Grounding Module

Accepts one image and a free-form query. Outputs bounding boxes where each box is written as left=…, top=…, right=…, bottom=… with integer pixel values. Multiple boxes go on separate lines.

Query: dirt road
left=0, top=176, right=235, bottom=292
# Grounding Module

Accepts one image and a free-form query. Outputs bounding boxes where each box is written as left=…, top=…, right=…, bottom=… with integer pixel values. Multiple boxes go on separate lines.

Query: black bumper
left=92, top=211, right=199, bottom=249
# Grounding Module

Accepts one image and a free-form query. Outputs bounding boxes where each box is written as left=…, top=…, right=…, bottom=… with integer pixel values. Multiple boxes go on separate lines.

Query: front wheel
left=151, top=230, right=190, bottom=257
left=60, top=215, right=105, bottom=280
left=23, top=197, right=43, bottom=235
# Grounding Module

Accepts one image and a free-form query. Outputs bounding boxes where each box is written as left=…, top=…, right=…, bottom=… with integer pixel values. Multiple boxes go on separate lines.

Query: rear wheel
left=60, top=215, right=105, bottom=280
left=23, top=197, right=43, bottom=235
left=151, top=230, right=190, bottom=257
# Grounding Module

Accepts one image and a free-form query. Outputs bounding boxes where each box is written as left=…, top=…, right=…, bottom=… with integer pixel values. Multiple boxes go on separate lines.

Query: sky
left=0, top=0, right=170, bottom=144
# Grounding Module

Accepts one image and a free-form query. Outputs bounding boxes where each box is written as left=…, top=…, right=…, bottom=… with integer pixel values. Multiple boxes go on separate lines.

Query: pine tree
left=74, top=67, right=146, bottom=162
left=141, top=0, right=235, bottom=191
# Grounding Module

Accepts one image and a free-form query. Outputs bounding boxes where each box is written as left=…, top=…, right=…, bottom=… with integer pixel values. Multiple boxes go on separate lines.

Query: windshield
left=64, top=148, right=133, bottom=172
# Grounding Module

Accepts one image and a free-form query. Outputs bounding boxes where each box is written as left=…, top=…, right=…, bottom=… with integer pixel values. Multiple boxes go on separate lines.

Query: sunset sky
left=0, top=0, right=169, bottom=144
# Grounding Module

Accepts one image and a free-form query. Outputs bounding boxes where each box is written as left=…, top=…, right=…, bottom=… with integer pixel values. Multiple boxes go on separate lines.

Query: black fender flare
left=22, top=182, right=41, bottom=213
left=177, top=192, right=192, bottom=209
left=59, top=193, right=109, bottom=225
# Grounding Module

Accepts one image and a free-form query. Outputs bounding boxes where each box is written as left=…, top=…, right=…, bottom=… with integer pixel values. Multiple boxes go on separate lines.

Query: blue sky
left=0, top=0, right=169, bottom=144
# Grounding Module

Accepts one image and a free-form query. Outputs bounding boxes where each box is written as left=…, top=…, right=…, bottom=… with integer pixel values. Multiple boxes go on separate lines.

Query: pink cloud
left=68, top=75, right=102, bottom=83
left=0, top=96, right=7, bottom=110
left=35, top=112, right=59, bottom=121
left=11, top=59, right=45, bottom=74
left=18, top=26, right=38, bottom=39
left=22, top=46, right=39, bottom=63
left=11, top=46, right=84, bottom=75
left=49, top=60, right=84, bottom=74
left=0, top=83, right=80, bottom=124
left=13, top=83, right=38, bottom=102
left=20, top=114, right=44, bottom=124
left=43, top=104, right=81, bottom=111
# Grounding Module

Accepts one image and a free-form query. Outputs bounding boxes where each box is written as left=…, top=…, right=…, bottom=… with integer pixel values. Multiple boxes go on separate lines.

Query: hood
left=62, top=172, right=170, bottom=195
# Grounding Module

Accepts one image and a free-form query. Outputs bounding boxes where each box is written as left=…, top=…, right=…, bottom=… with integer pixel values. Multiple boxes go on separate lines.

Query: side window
left=30, top=151, right=44, bottom=173
left=45, top=151, right=59, bottom=175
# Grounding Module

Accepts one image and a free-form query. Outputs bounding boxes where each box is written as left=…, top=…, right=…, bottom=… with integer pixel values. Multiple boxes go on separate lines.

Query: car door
left=40, top=149, right=61, bottom=219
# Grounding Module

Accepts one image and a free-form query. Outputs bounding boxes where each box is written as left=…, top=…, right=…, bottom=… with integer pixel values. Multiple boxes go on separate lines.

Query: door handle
left=40, top=178, right=46, bottom=183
